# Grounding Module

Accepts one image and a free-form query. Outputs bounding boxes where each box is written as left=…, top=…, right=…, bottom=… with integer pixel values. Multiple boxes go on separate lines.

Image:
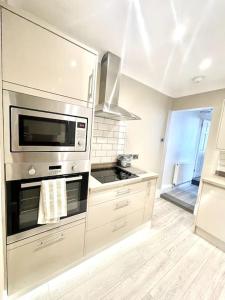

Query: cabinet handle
left=88, top=70, right=94, bottom=102
left=114, top=200, right=129, bottom=210
left=35, top=233, right=64, bottom=250
left=112, top=221, right=127, bottom=232
left=21, top=176, right=82, bottom=188
left=116, top=189, right=130, bottom=197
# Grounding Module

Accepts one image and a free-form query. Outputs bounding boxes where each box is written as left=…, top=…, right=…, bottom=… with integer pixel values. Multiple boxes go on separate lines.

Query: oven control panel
left=75, top=118, right=88, bottom=152
left=5, top=160, right=90, bottom=181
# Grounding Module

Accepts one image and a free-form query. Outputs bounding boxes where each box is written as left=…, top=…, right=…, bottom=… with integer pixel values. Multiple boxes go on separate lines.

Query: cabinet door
left=2, top=9, right=96, bottom=102
left=7, top=222, right=85, bottom=295
left=143, top=179, right=156, bottom=222
left=196, top=183, right=225, bottom=242
left=217, top=101, right=225, bottom=149
left=87, top=190, right=146, bottom=230
left=85, top=210, right=144, bottom=254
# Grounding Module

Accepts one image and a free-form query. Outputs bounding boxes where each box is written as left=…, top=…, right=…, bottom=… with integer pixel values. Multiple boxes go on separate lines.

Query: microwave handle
left=21, top=176, right=83, bottom=189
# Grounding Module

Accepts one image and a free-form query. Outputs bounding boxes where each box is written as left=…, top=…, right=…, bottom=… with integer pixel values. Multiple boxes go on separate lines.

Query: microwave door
left=10, top=107, right=78, bottom=152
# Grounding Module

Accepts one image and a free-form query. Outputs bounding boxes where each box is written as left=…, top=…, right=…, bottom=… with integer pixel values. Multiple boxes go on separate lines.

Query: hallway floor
left=17, top=198, right=225, bottom=300
left=160, top=183, right=198, bottom=212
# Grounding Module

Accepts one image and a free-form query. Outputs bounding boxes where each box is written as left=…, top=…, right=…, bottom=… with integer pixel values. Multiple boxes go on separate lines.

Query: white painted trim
left=160, top=184, right=173, bottom=194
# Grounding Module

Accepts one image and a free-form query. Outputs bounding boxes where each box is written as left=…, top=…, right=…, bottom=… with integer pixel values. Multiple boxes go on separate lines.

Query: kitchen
left=1, top=1, right=225, bottom=299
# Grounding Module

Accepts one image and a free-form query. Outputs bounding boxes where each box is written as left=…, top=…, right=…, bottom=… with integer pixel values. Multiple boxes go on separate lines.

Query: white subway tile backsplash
left=92, top=143, right=102, bottom=150
left=96, top=150, right=107, bottom=157
left=91, top=117, right=127, bottom=164
left=112, top=144, right=118, bottom=150
left=102, top=144, right=113, bottom=150
left=117, top=144, right=124, bottom=150
left=108, top=138, right=117, bottom=144
left=97, top=137, right=108, bottom=143
left=119, top=126, right=127, bottom=133
left=118, top=138, right=125, bottom=145
left=102, top=131, right=114, bottom=138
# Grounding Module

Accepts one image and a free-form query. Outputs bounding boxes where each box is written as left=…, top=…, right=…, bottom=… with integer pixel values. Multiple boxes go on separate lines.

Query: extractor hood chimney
left=95, top=52, right=141, bottom=121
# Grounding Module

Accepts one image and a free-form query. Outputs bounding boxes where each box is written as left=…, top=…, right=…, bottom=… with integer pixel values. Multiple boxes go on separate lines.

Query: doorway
left=160, top=108, right=213, bottom=213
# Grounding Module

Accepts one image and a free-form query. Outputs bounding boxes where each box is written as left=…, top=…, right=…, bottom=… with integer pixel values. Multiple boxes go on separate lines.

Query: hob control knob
left=78, top=141, right=82, bottom=146
left=28, top=166, right=36, bottom=176
left=72, top=165, right=77, bottom=171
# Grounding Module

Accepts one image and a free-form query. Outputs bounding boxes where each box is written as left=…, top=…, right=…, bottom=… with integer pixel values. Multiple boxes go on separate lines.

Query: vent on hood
left=95, top=52, right=141, bottom=121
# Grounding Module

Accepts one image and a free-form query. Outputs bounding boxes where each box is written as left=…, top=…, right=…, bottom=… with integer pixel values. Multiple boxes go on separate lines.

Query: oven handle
left=21, top=176, right=83, bottom=189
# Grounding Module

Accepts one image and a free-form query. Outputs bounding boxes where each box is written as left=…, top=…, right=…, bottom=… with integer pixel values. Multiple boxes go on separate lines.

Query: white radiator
left=173, top=163, right=194, bottom=186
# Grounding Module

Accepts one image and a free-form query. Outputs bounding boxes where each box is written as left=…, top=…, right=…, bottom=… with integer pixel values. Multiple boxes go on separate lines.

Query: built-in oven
left=6, top=171, right=89, bottom=244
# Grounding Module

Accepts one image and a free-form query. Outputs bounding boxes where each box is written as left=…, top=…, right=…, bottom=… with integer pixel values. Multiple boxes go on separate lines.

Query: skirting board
left=195, top=226, right=225, bottom=252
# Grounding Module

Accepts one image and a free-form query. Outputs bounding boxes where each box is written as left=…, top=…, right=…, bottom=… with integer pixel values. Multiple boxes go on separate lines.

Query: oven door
left=10, top=106, right=87, bottom=152
left=6, top=172, right=88, bottom=243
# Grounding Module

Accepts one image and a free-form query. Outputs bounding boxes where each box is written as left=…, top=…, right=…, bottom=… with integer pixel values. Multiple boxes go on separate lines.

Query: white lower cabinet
left=7, top=221, right=85, bottom=295
left=143, top=179, right=157, bottom=222
left=85, top=210, right=144, bottom=254
left=7, top=178, right=157, bottom=295
left=87, top=190, right=147, bottom=231
left=195, top=182, right=225, bottom=242
left=86, top=179, right=156, bottom=255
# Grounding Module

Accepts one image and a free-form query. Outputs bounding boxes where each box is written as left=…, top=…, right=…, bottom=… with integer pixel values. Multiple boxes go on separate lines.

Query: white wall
left=119, top=75, right=172, bottom=176
left=94, top=70, right=172, bottom=179
left=161, top=110, right=201, bottom=191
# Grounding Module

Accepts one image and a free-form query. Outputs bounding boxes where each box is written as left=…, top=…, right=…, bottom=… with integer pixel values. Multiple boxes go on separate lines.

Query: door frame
left=160, top=106, right=213, bottom=194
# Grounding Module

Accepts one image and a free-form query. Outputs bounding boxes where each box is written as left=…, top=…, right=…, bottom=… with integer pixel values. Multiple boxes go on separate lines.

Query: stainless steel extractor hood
left=95, top=52, right=141, bottom=121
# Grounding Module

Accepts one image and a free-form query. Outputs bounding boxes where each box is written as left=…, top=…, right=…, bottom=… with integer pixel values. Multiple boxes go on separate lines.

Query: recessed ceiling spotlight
left=199, top=58, right=212, bottom=71
left=173, top=24, right=186, bottom=42
left=192, top=75, right=205, bottom=83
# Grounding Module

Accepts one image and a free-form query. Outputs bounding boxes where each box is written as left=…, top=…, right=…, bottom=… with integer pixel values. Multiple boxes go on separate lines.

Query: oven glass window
left=7, top=173, right=88, bottom=237
left=66, top=181, right=81, bottom=216
left=18, top=181, right=81, bottom=230
left=19, top=115, right=76, bottom=147
left=19, top=187, right=40, bottom=230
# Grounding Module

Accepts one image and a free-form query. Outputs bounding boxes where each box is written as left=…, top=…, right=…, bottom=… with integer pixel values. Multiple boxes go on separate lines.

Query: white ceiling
left=7, top=0, right=225, bottom=98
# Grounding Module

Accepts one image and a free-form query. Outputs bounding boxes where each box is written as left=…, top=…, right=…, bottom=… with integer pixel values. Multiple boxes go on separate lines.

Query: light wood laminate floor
left=16, top=198, right=225, bottom=300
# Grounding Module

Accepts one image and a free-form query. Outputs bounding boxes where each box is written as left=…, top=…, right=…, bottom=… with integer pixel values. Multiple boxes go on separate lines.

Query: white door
left=2, top=9, right=97, bottom=102
left=193, top=120, right=210, bottom=178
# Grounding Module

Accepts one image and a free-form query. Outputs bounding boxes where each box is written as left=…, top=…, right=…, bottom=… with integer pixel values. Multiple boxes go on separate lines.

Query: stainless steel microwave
left=11, top=106, right=88, bottom=152
left=3, top=90, right=93, bottom=180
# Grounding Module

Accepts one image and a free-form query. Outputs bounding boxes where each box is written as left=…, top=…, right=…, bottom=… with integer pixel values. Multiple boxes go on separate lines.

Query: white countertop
left=202, top=175, right=225, bottom=189
left=89, top=166, right=158, bottom=192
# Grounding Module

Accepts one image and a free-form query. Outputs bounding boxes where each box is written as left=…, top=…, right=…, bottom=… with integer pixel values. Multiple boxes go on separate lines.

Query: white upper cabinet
left=217, top=100, right=225, bottom=149
left=2, top=9, right=97, bottom=102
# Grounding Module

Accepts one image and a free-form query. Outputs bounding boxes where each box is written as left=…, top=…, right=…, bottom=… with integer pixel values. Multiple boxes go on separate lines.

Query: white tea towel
left=38, top=178, right=67, bottom=224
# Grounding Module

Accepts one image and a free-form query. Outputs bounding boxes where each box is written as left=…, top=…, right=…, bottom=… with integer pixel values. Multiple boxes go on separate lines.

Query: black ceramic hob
left=91, top=167, right=138, bottom=184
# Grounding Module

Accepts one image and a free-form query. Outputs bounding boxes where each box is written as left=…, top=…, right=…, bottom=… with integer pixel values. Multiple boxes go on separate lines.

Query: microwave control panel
left=75, top=118, right=88, bottom=152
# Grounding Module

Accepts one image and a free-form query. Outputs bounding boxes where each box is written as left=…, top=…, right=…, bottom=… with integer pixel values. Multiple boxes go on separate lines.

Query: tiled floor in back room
left=15, top=198, right=225, bottom=300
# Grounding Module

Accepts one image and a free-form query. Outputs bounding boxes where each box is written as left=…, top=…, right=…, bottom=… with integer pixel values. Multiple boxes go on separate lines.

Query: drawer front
left=2, top=10, right=96, bottom=102
left=7, top=222, right=85, bottom=294
left=196, top=183, right=225, bottom=242
left=87, top=191, right=147, bottom=230
left=85, top=209, right=144, bottom=254
left=89, top=181, right=149, bottom=206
